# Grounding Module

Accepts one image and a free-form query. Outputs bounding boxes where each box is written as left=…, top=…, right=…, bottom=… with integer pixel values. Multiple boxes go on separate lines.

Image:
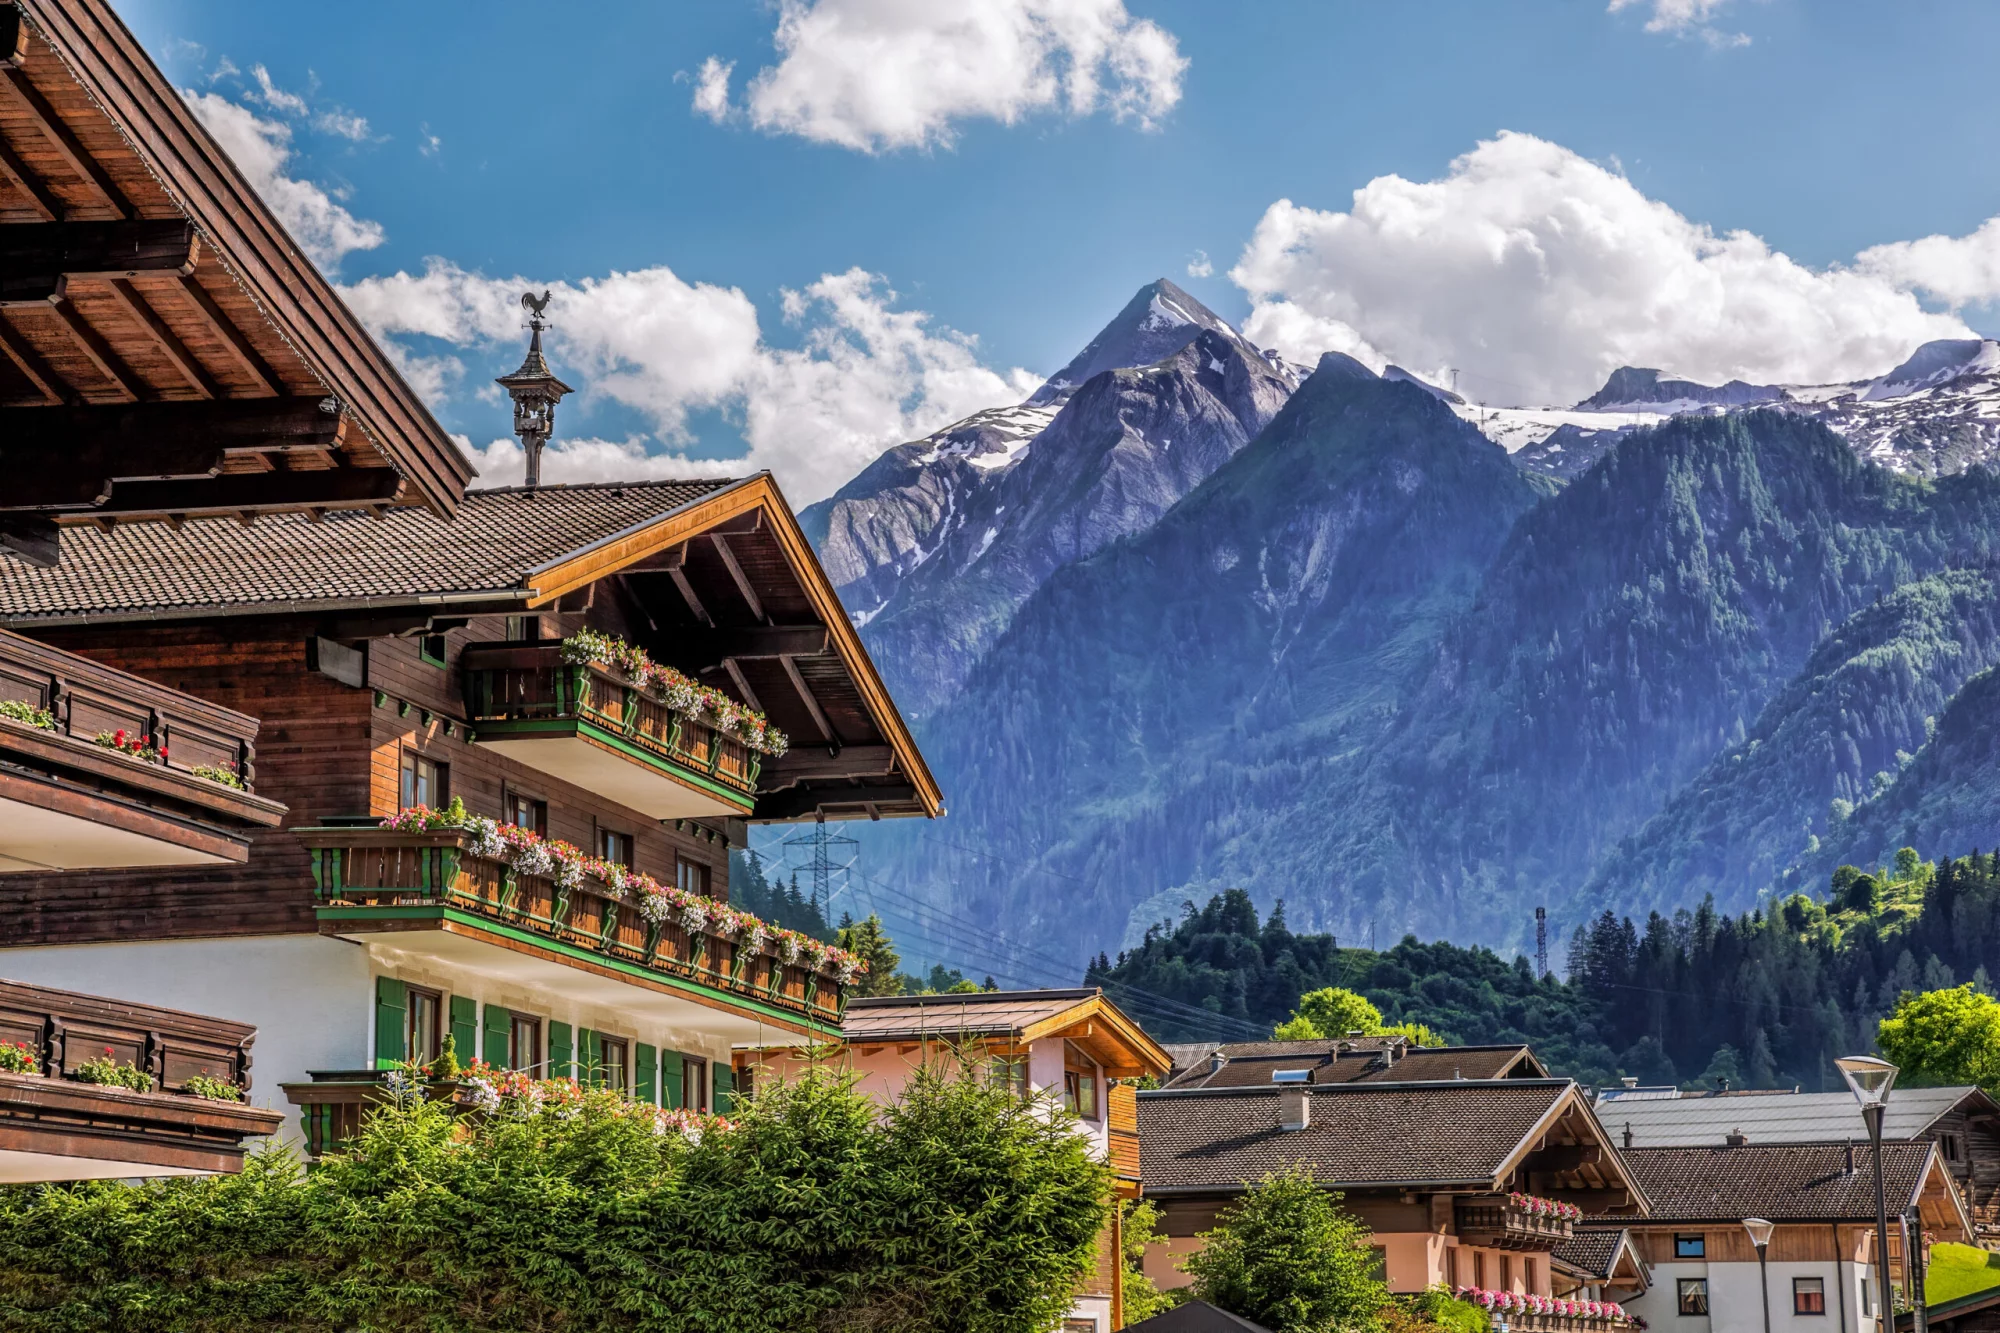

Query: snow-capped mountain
left=799, top=279, right=1294, bottom=717
left=1458, top=339, right=2000, bottom=479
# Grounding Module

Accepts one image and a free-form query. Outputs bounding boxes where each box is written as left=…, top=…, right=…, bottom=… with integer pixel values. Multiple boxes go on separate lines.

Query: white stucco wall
left=1631, top=1259, right=1868, bottom=1333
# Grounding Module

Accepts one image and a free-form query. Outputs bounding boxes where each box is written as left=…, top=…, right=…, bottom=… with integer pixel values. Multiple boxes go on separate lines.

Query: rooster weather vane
left=495, top=290, right=572, bottom=488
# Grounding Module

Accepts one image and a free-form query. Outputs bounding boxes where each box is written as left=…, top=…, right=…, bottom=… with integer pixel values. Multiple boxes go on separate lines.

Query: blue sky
left=122, top=0, right=2000, bottom=498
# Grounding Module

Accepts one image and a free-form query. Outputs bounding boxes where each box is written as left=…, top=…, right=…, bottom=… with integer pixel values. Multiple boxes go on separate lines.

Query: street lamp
left=1837, top=1055, right=1900, bottom=1333
left=1745, top=1218, right=1776, bottom=1333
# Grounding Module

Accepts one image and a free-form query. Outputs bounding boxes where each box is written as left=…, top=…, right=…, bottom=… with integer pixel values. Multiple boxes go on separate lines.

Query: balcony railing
left=0, top=628, right=285, bottom=870
left=1502, top=1313, right=1642, bottom=1333
left=461, top=643, right=759, bottom=818
left=1456, top=1195, right=1579, bottom=1250
left=281, top=1069, right=488, bottom=1158
left=299, top=824, right=846, bottom=1031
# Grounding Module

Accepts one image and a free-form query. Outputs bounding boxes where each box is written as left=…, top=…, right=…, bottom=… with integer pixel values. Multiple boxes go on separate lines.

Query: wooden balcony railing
left=1456, top=1196, right=1578, bottom=1250
left=462, top=643, right=760, bottom=806
left=0, top=629, right=285, bottom=868
left=300, top=824, right=846, bottom=1031
left=1502, top=1313, right=1642, bottom=1333
left=281, top=1069, right=488, bottom=1158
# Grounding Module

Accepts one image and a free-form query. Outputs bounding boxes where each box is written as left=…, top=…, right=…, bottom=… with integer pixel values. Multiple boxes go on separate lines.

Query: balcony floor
left=474, top=724, right=753, bottom=820
left=320, top=905, right=834, bottom=1042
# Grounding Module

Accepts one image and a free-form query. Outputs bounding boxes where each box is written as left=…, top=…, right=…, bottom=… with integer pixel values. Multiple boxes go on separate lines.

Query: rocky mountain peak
left=1026, top=278, right=1268, bottom=407
left=1575, top=365, right=1787, bottom=411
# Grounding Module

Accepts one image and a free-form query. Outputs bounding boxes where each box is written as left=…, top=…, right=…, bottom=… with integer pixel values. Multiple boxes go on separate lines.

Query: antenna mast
left=1535, top=906, right=1550, bottom=979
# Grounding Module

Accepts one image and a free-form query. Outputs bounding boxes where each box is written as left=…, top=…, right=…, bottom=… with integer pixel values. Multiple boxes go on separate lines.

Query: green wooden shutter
left=577, top=1028, right=600, bottom=1087
left=481, top=1003, right=511, bottom=1068
left=374, top=977, right=407, bottom=1069
left=548, top=1021, right=573, bottom=1081
left=714, top=1062, right=736, bottom=1115
left=448, top=996, right=477, bottom=1067
left=661, top=1050, right=684, bottom=1109
left=635, top=1043, right=658, bottom=1105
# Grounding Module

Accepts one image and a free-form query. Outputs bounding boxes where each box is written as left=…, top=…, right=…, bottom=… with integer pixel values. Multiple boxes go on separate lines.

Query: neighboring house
left=1163, top=1038, right=1548, bottom=1090
left=0, top=0, right=473, bottom=568
left=1555, top=1229, right=1654, bottom=1307
left=0, top=977, right=283, bottom=1181
left=1597, top=1086, right=2000, bottom=1241
left=747, top=987, right=1173, bottom=1333
left=1595, top=1141, right=1974, bottom=1333
left=1124, top=1301, right=1275, bottom=1333
left=1136, top=1076, right=1652, bottom=1326
left=0, top=475, right=939, bottom=1142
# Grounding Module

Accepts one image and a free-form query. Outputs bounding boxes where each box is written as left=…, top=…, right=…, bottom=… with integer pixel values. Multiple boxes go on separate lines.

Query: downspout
left=1112, top=1202, right=1125, bottom=1330
left=1835, top=1223, right=1850, bottom=1333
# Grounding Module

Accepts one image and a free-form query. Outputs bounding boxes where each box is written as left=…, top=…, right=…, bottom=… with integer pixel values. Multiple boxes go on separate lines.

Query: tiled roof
left=1610, top=1142, right=1938, bottom=1221
left=0, top=480, right=745, bottom=622
left=1595, top=1087, right=1988, bottom=1148
left=1126, top=1300, right=1275, bottom=1333
left=840, top=988, right=1096, bottom=1042
left=1163, top=1042, right=1222, bottom=1074
left=1137, top=1080, right=1574, bottom=1193
left=1162, top=1044, right=1540, bottom=1091
left=1554, top=1230, right=1629, bottom=1279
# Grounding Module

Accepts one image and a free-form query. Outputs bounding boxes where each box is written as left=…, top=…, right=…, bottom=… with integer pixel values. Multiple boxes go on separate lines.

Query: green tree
left=1183, top=1167, right=1388, bottom=1333
left=1878, top=985, right=2000, bottom=1094
left=1274, top=988, right=1385, bottom=1041
left=838, top=913, right=904, bottom=998
left=1119, top=1197, right=1181, bottom=1322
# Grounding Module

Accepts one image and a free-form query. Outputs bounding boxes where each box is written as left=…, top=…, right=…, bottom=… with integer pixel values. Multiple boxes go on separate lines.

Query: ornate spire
left=494, top=291, right=573, bottom=488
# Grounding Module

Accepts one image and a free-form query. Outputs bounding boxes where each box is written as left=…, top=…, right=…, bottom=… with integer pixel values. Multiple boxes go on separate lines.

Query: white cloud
left=1185, top=249, right=1212, bottom=279
left=313, top=108, right=373, bottom=141
left=690, top=57, right=733, bottom=123
left=343, top=261, right=1037, bottom=502
left=728, top=0, right=1187, bottom=152
left=1231, top=131, right=1974, bottom=406
left=248, top=63, right=308, bottom=115
left=183, top=91, right=385, bottom=270
left=419, top=124, right=442, bottom=157
left=1607, top=0, right=1748, bottom=48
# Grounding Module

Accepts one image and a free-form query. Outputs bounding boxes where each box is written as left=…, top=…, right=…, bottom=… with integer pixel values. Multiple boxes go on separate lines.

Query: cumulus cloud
left=247, top=63, right=308, bottom=115
left=723, top=0, right=1187, bottom=152
left=690, top=57, right=733, bottom=122
left=183, top=91, right=385, bottom=270
left=1231, top=131, right=1974, bottom=406
left=1185, top=249, right=1212, bottom=279
left=343, top=261, right=1037, bottom=502
left=313, top=108, right=373, bottom=141
left=1608, top=0, right=1749, bottom=47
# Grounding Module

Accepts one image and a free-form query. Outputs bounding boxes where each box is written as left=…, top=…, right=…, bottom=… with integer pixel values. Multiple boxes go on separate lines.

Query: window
left=597, top=1037, right=628, bottom=1093
left=504, top=790, right=547, bottom=835
left=1524, top=1258, right=1537, bottom=1292
left=508, top=1014, right=540, bottom=1073
left=1861, top=1280, right=1875, bottom=1317
left=419, top=633, right=448, bottom=668
left=1474, top=1252, right=1487, bottom=1289
left=682, top=1056, right=708, bottom=1112
left=400, top=750, right=447, bottom=811
left=989, top=1055, right=1029, bottom=1098
left=1942, top=1133, right=1963, bottom=1163
left=1367, top=1246, right=1388, bottom=1281
left=1675, top=1234, right=1706, bottom=1259
left=1794, top=1278, right=1826, bottom=1315
left=1063, top=1040, right=1099, bottom=1119
left=599, top=828, right=633, bottom=867
left=1445, top=1247, right=1459, bottom=1289
left=504, top=615, right=541, bottom=642
left=676, top=856, right=710, bottom=896
left=1500, top=1256, right=1513, bottom=1291
left=405, top=986, right=442, bottom=1063
left=1677, top=1279, right=1709, bottom=1316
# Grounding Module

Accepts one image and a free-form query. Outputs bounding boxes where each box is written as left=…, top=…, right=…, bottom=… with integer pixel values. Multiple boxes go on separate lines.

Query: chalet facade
left=0, top=476, right=938, bottom=1141
left=1136, top=1077, right=1652, bottom=1329
left=0, top=976, right=283, bottom=1181
left=1596, top=1141, right=1972, bottom=1333
left=1598, top=1085, right=2000, bottom=1243
left=746, top=987, right=1173, bottom=1333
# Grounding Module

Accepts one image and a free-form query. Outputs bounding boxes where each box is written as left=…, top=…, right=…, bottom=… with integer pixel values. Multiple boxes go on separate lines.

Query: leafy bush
left=72, top=1048, right=154, bottom=1092
left=183, top=1074, right=242, bottom=1102
left=0, top=1059, right=1110, bottom=1332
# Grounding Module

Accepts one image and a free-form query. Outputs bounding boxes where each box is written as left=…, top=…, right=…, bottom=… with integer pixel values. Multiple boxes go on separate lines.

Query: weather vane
left=494, top=290, right=573, bottom=488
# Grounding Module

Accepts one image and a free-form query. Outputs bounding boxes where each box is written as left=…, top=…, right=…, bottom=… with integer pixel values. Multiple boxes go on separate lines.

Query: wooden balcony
left=300, top=824, right=846, bottom=1038
left=462, top=643, right=760, bottom=821
left=1501, top=1314, right=1641, bottom=1333
left=280, top=1069, right=488, bottom=1158
left=0, top=978, right=285, bottom=1181
left=0, top=629, right=286, bottom=872
left=1456, top=1196, right=1578, bottom=1251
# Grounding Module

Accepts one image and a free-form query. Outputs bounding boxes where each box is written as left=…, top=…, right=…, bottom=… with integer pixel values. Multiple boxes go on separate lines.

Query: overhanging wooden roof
left=839, top=987, right=1172, bottom=1079
left=0, top=0, right=471, bottom=565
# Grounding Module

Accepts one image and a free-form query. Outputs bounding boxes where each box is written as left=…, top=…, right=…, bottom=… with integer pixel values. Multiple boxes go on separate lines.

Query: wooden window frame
left=1674, top=1234, right=1706, bottom=1259
left=400, top=748, right=448, bottom=811
left=503, top=787, right=548, bottom=836
left=597, top=823, right=635, bottom=870
left=1794, top=1277, right=1826, bottom=1316
left=1677, top=1279, right=1709, bottom=1317
left=1062, top=1039, right=1100, bottom=1121
left=404, top=984, right=443, bottom=1063
left=682, top=1055, right=708, bottom=1112
left=418, top=633, right=449, bottom=669
left=598, top=1036, right=629, bottom=1093
left=508, top=1012, right=542, bottom=1075
left=676, top=854, right=710, bottom=897
left=504, top=614, right=542, bottom=643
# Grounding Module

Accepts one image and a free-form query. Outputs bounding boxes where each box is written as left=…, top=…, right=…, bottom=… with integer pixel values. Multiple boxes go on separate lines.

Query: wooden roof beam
left=99, top=277, right=219, bottom=398
left=1, top=396, right=346, bottom=508
left=721, top=657, right=763, bottom=713
left=0, top=221, right=196, bottom=303
left=679, top=624, right=828, bottom=660
left=754, top=782, right=919, bottom=821
left=0, top=132, right=61, bottom=221
left=78, top=465, right=405, bottom=522
left=0, top=309, right=64, bottom=402
left=766, top=745, right=894, bottom=783
left=0, top=62, right=132, bottom=218
left=170, top=275, right=281, bottom=396
left=710, top=531, right=766, bottom=622
left=782, top=653, right=834, bottom=744
left=47, top=292, right=141, bottom=400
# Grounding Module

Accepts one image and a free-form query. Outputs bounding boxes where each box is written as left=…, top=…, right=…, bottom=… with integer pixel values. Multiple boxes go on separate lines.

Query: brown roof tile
left=0, top=480, right=745, bottom=623
left=1609, top=1143, right=1938, bottom=1222
left=840, top=988, right=1097, bottom=1042
left=1554, top=1230, right=1629, bottom=1279
left=1138, top=1080, right=1575, bottom=1193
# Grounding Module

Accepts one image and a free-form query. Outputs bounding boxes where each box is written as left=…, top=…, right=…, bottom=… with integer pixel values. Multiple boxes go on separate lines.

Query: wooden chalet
left=0, top=476, right=939, bottom=1143
left=0, top=0, right=471, bottom=566
left=1598, top=1141, right=1972, bottom=1333
left=1136, top=1077, right=1653, bottom=1327
left=745, top=987, right=1172, bottom=1333
left=0, top=976, right=283, bottom=1180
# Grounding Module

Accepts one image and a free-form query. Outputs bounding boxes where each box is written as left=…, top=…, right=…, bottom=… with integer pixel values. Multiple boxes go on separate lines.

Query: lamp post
left=1837, top=1055, right=1900, bottom=1333
left=1745, top=1217, right=1776, bottom=1333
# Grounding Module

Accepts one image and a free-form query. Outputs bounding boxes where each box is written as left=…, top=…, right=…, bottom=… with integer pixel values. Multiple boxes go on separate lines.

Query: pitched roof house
left=1163, top=1039, right=1547, bottom=1090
